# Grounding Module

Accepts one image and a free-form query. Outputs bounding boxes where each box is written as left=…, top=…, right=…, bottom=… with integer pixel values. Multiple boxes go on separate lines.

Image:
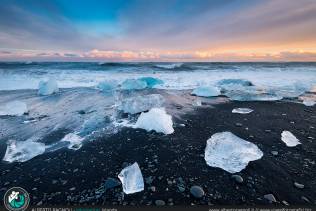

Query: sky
left=0, top=0, right=316, bottom=62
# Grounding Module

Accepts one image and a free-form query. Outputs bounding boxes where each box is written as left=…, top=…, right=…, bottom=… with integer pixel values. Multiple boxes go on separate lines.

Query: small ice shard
left=121, top=79, right=147, bottom=90
left=135, top=107, right=174, bottom=134
left=60, top=133, right=84, bottom=150
left=97, top=80, right=117, bottom=92
left=119, top=94, right=165, bottom=114
left=3, top=139, right=45, bottom=162
left=303, top=100, right=315, bottom=106
left=232, top=108, right=253, bottom=114
left=281, top=131, right=301, bottom=147
left=204, top=132, right=263, bottom=173
left=38, top=78, right=59, bottom=95
left=191, top=86, right=220, bottom=97
left=192, top=99, right=202, bottom=106
left=118, top=162, right=144, bottom=194
left=0, top=101, right=28, bottom=116
left=138, top=77, right=164, bottom=88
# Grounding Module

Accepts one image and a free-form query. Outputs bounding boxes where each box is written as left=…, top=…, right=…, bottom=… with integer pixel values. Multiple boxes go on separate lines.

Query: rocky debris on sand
left=104, top=178, right=121, bottom=190
left=264, top=194, right=277, bottom=203
left=190, top=186, right=205, bottom=198
left=231, top=175, right=243, bottom=183
left=294, top=182, right=304, bottom=189
left=271, top=151, right=278, bottom=156
left=155, top=200, right=166, bottom=206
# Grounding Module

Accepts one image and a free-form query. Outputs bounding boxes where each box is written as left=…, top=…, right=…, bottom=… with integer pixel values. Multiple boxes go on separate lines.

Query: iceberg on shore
left=303, top=100, right=315, bottom=106
left=224, top=87, right=282, bottom=101
left=232, top=108, right=253, bottom=114
left=139, top=77, right=164, bottom=88
left=3, top=139, right=45, bottom=162
left=135, top=107, right=174, bottom=134
left=97, top=80, right=118, bottom=92
left=217, top=79, right=253, bottom=92
left=119, top=94, right=165, bottom=114
left=191, top=86, right=221, bottom=97
left=121, top=79, right=147, bottom=90
left=0, top=101, right=28, bottom=116
left=204, top=132, right=263, bottom=173
left=60, top=133, right=84, bottom=150
left=118, top=162, right=144, bottom=194
left=281, top=131, right=301, bottom=147
left=38, top=78, right=59, bottom=95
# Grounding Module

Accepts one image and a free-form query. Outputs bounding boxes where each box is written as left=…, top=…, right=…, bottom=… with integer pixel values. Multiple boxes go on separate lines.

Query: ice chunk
left=303, top=100, right=315, bottom=106
left=38, top=78, right=59, bottom=95
left=192, top=99, right=202, bottom=106
left=118, top=162, right=144, bottom=194
left=78, top=114, right=105, bottom=136
left=225, top=87, right=282, bottom=101
left=138, top=77, right=164, bottom=88
left=232, top=108, right=253, bottom=114
left=97, top=80, right=117, bottom=92
left=0, top=101, right=28, bottom=116
left=60, top=133, right=84, bottom=150
left=204, top=132, right=263, bottom=173
left=218, top=79, right=253, bottom=86
left=281, top=131, right=301, bottom=147
left=119, top=94, right=165, bottom=114
left=121, top=79, right=147, bottom=90
left=135, top=107, right=174, bottom=134
left=3, top=139, right=45, bottom=162
left=191, top=86, right=221, bottom=97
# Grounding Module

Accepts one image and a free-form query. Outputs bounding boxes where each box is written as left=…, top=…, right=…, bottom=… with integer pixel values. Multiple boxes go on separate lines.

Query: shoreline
left=0, top=97, right=315, bottom=206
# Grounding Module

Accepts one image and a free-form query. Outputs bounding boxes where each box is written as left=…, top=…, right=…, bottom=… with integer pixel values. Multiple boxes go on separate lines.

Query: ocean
left=0, top=62, right=316, bottom=91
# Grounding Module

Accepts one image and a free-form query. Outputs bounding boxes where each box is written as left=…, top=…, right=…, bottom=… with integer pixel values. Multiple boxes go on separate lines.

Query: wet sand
left=0, top=97, right=315, bottom=206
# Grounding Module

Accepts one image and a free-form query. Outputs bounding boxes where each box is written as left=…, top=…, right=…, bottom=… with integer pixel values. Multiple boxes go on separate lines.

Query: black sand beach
left=0, top=98, right=315, bottom=206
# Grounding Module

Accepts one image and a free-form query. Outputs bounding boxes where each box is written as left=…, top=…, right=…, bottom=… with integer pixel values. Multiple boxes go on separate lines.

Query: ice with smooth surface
left=191, top=86, right=221, bottom=97
left=97, top=80, right=117, bottom=92
left=121, top=79, right=147, bottom=90
left=119, top=94, right=165, bottom=114
left=0, top=101, right=28, bottom=116
left=135, top=107, right=174, bottom=134
left=232, top=108, right=253, bottom=114
left=139, top=77, right=164, bottom=88
left=38, top=78, right=59, bottom=95
left=118, top=162, right=144, bottom=194
left=60, top=133, right=84, bottom=150
left=204, top=132, right=263, bottom=173
left=3, top=139, right=45, bottom=162
left=281, top=131, right=301, bottom=147
left=225, top=87, right=282, bottom=101
left=303, top=100, right=315, bottom=106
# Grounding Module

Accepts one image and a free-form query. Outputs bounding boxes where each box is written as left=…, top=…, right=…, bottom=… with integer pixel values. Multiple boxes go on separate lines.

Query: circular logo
left=3, top=187, right=30, bottom=211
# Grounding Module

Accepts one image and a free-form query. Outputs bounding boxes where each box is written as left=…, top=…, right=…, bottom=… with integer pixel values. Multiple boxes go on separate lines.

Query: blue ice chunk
left=121, top=79, right=147, bottom=90
left=191, top=86, right=221, bottom=97
left=97, top=80, right=117, bottom=92
left=138, top=77, right=164, bottom=88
